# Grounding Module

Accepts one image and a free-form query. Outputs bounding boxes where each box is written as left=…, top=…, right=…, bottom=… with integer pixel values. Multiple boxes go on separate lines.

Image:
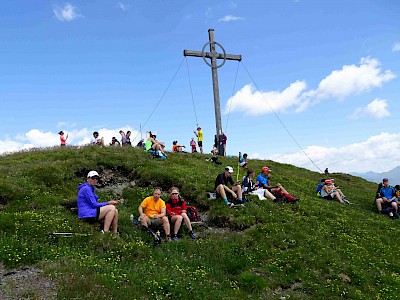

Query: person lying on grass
left=215, top=166, right=243, bottom=207
left=77, top=170, right=120, bottom=233
left=166, top=187, right=198, bottom=241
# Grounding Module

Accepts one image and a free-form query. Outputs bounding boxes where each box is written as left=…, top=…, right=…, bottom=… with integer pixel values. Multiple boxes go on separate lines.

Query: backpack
left=186, top=206, right=202, bottom=222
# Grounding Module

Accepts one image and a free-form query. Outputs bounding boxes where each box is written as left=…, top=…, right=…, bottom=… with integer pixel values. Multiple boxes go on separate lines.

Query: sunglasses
left=171, top=192, right=179, bottom=195
left=91, top=176, right=100, bottom=180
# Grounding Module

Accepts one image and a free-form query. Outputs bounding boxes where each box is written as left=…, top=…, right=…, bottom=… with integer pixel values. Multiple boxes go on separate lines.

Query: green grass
left=0, top=146, right=399, bottom=299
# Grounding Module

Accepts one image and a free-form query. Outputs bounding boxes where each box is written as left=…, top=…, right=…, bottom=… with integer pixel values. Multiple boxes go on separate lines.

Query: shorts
left=81, top=207, right=100, bottom=223
left=323, top=195, right=334, bottom=201
left=239, top=161, right=246, bottom=167
left=198, top=141, right=203, bottom=147
left=139, top=216, right=161, bottom=227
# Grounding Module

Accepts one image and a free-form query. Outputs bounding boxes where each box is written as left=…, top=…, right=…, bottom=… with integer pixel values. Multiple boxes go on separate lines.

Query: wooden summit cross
left=184, top=29, right=242, bottom=156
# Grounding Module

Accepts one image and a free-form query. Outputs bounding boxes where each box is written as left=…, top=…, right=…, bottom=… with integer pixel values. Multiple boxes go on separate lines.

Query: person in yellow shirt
left=138, top=187, right=171, bottom=241
left=194, top=126, right=203, bottom=154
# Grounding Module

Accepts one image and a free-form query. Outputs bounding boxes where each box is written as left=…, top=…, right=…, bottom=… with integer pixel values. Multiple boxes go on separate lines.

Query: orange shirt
left=140, top=196, right=166, bottom=217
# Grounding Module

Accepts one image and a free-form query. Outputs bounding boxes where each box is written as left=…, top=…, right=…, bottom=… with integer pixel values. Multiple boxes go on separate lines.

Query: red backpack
left=186, top=206, right=202, bottom=222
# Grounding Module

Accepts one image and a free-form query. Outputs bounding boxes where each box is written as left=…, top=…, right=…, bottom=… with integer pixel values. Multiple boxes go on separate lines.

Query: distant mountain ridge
left=351, top=166, right=400, bottom=184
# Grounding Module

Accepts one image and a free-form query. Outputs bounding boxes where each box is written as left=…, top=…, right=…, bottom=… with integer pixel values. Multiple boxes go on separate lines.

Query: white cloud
left=225, top=81, right=306, bottom=115
left=349, top=98, right=390, bottom=119
left=227, top=57, right=395, bottom=116
left=218, top=15, right=244, bottom=22
left=392, top=43, right=400, bottom=52
left=298, top=57, right=395, bottom=111
left=53, top=3, right=82, bottom=22
left=0, top=127, right=143, bottom=155
left=268, top=132, right=400, bottom=173
left=118, top=2, right=129, bottom=11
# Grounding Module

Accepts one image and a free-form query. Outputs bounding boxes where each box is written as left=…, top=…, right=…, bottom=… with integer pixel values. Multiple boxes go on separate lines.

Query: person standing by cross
left=194, top=127, right=203, bottom=154
left=184, top=29, right=241, bottom=156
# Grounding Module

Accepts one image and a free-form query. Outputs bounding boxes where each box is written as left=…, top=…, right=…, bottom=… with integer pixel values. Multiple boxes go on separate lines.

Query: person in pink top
left=59, top=131, right=68, bottom=146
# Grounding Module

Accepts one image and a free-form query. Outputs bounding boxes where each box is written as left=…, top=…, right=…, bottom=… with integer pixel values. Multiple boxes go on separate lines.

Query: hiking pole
left=236, top=152, right=241, bottom=182
left=48, top=232, right=92, bottom=237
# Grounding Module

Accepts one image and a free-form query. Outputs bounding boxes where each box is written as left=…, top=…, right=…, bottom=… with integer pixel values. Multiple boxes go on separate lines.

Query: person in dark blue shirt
left=376, top=178, right=398, bottom=219
left=215, top=166, right=243, bottom=206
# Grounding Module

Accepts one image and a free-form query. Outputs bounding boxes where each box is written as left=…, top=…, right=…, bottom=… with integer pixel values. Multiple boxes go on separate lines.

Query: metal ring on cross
left=201, top=41, right=227, bottom=68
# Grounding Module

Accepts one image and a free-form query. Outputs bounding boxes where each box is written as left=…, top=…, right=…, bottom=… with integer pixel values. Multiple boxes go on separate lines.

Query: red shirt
left=166, top=198, right=187, bottom=216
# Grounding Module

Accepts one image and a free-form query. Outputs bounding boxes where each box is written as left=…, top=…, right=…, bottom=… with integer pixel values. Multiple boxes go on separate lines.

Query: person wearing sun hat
left=214, top=166, right=243, bottom=206
left=77, top=171, right=120, bottom=233
left=256, top=166, right=299, bottom=202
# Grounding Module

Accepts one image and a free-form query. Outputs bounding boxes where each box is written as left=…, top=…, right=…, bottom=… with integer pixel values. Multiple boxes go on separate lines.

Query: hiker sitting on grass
left=242, top=169, right=276, bottom=201
left=330, top=179, right=349, bottom=203
left=172, top=141, right=186, bottom=153
left=90, top=131, right=105, bottom=146
left=166, top=187, right=198, bottom=240
left=146, top=132, right=167, bottom=157
left=256, top=166, right=299, bottom=202
left=376, top=178, right=399, bottom=219
left=320, top=180, right=344, bottom=203
left=239, top=153, right=248, bottom=169
left=138, top=187, right=172, bottom=242
left=77, top=171, right=120, bottom=234
left=215, top=166, right=243, bottom=207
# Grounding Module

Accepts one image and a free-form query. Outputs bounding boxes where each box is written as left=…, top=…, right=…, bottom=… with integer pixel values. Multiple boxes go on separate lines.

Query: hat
left=58, top=131, right=63, bottom=135
left=197, top=127, right=201, bottom=130
left=225, top=166, right=234, bottom=173
left=87, top=170, right=99, bottom=178
left=262, top=166, right=272, bottom=172
left=325, top=179, right=333, bottom=184
left=383, top=178, right=389, bottom=182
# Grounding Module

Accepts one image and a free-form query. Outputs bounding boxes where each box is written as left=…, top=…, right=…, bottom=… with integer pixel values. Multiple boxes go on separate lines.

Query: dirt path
left=0, top=266, right=57, bottom=300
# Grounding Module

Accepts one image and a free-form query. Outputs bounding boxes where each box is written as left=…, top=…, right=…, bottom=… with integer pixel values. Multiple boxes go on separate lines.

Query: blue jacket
left=77, top=182, right=108, bottom=218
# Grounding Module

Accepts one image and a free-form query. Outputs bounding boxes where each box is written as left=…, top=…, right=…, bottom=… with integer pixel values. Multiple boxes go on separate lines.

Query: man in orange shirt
left=138, top=187, right=171, bottom=241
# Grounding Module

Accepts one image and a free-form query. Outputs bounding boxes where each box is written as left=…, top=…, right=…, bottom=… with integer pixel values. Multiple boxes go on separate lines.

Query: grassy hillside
left=0, top=146, right=399, bottom=299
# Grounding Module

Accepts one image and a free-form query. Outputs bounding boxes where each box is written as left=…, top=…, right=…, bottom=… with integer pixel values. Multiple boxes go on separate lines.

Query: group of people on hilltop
left=215, top=165, right=300, bottom=207
left=58, top=126, right=228, bottom=159
left=76, top=171, right=198, bottom=241
left=75, top=163, right=300, bottom=240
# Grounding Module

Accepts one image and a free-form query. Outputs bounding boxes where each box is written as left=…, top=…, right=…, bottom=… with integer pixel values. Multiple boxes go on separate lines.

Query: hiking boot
left=166, top=236, right=172, bottom=242
left=227, top=202, right=234, bottom=207
left=392, top=212, right=400, bottom=220
left=189, top=232, right=198, bottom=239
left=172, top=235, right=179, bottom=241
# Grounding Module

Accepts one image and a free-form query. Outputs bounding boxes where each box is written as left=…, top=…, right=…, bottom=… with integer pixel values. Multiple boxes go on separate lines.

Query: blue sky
left=1, top=0, right=399, bottom=173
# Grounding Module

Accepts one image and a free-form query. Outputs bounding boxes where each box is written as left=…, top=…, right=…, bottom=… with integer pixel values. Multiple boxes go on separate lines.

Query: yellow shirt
left=140, top=196, right=166, bottom=217
left=198, top=130, right=203, bottom=141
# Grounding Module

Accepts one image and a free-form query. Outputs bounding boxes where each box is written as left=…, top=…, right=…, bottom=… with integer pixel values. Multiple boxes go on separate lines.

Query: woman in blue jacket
left=77, top=171, right=120, bottom=233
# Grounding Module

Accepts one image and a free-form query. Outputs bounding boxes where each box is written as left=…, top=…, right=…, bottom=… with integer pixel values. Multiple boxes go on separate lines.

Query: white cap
left=87, top=170, right=99, bottom=178
left=225, top=166, right=234, bottom=173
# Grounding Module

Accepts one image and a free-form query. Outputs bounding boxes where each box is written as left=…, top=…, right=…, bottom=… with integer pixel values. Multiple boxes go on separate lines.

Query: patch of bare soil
left=0, top=266, right=57, bottom=300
